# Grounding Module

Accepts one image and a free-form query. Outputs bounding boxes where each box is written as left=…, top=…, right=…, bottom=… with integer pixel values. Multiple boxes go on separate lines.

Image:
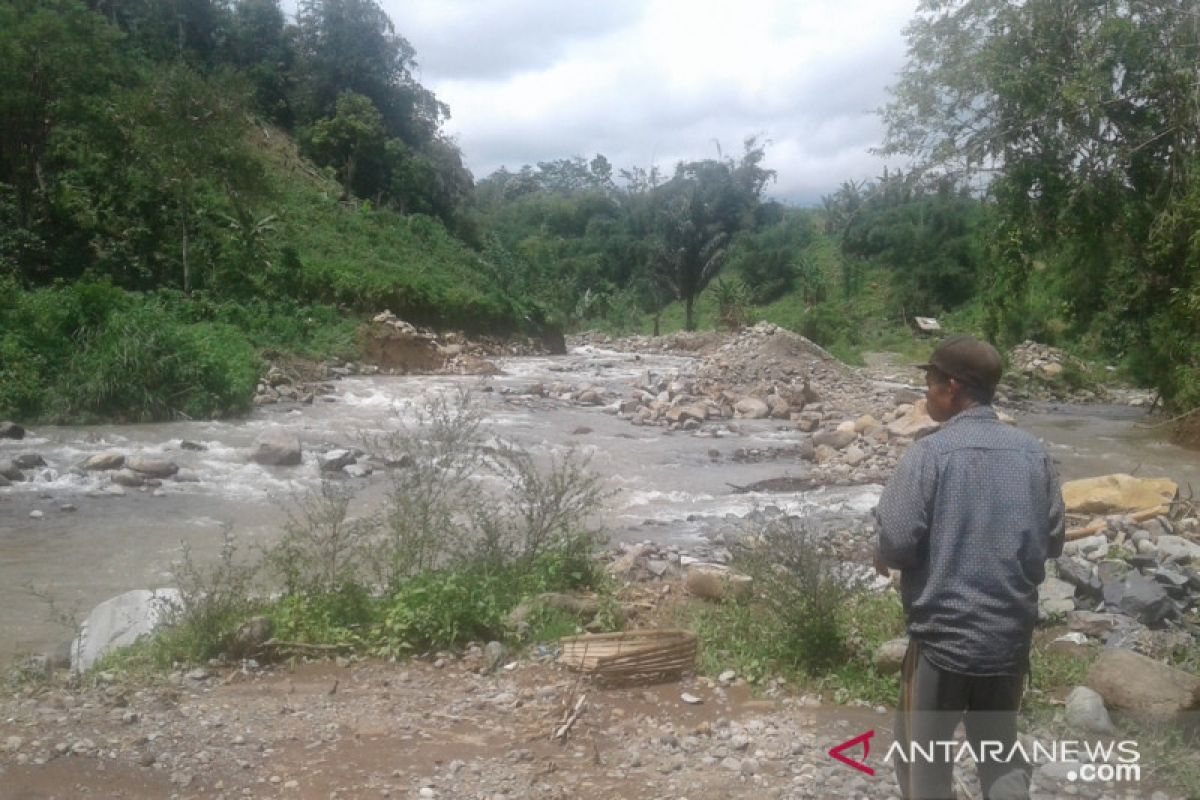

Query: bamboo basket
left=559, top=629, right=698, bottom=685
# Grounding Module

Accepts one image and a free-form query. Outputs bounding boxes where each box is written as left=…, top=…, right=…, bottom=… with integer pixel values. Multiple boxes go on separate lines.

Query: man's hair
left=927, top=366, right=994, bottom=405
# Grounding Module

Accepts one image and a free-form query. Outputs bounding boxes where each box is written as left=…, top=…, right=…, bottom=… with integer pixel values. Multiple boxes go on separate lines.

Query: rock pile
left=1004, top=340, right=1105, bottom=402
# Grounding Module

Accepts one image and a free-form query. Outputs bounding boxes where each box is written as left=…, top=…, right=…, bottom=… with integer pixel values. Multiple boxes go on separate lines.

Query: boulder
left=12, top=453, right=45, bottom=469
left=1112, top=574, right=1176, bottom=627
left=318, top=448, right=357, bottom=472
left=843, top=445, right=868, bottom=467
left=252, top=430, right=302, bottom=466
left=1061, top=474, right=1177, bottom=515
left=110, top=469, right=145, bottom=488
left=886, top=401, right=940, bottom=440
left=576, top=389, right=603, bottom=405
left=734, top=397, right=770, bottom=419
left=1065, top=686, right=1116, bottom=735
left=0, top=461, right=24, bottom=481
left=1155, top=535, right=1200, bottom=563
left=1055, top=557, right=1101, bottom=598
left=854, top=414, right=879, bottom=434
left=813, top=429, right=856, bottom=451
left=1085, top=649, right=1200, bottom=715
left=685, top=564, right=752, bottom=601
left=1038, top=576, right=1076, bottom=618
left=0, top=421, right=26, bottom=439
left=126, top=457, right=178, bottom=477
left=71, top=589, right=180, bottom=673
left=874, top=638, right=909, bottom=675
left=767, top=396, right=791, bottom=420
left=83, top=452, right=125, bottom=471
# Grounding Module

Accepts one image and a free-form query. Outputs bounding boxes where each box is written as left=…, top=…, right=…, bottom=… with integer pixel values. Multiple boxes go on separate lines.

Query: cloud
left=382, top=0, right=919, bottom=203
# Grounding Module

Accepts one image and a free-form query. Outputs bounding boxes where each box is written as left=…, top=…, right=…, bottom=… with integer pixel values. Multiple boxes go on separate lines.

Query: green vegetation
left=0, top=0, right=523, bottom=424
left=95, top=393, right=612, bottom=672
left=7, top=1, right=1195, bottom=424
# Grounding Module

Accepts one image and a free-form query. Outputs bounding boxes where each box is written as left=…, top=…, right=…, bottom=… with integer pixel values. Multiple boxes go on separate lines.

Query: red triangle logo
left=828, top=730, right=875, bottom=776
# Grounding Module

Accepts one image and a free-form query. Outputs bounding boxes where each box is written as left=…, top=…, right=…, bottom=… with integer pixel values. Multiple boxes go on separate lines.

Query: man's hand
left=873, top=550, right=890, bottom=577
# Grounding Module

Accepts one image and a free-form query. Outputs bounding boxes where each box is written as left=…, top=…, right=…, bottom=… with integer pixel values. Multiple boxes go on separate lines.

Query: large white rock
left=71, top=589, right=180, bottom=673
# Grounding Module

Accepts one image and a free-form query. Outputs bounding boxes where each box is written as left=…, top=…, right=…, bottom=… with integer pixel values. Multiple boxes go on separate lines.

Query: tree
left=124, top=64, right=265, bottom=292
left=882, top=0, right=1200, bottom=345
left=306, top=91, right=387, bottom=199
left=649, top=139, right=774, bottom=330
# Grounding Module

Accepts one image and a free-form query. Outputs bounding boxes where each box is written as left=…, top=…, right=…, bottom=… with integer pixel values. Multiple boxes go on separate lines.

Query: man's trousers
left=893, top=639, right=1031, bottom=800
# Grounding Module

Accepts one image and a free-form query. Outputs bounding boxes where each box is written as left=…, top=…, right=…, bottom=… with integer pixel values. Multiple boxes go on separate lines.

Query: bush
left=57, top=305, right=260, bottom=421
left=732, top=518, right=852, bottom=673
left=150, top=526, right=261, bottom=666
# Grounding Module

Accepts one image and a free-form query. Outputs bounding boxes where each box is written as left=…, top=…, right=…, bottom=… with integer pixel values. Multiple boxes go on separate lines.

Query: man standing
left=874, top=335, right=1065, bottom=800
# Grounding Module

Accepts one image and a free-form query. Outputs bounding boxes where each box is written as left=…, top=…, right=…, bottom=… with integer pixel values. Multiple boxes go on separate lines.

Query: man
left=874, top=334, right=1065, bottom=800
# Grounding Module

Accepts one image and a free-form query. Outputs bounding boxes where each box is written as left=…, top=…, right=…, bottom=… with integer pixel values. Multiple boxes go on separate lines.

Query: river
left=1, top=346, right=1195, bottom=664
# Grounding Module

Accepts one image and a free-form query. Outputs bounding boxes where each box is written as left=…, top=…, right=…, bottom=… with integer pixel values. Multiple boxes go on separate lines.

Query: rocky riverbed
left=2, top=322, right=1197, bottom=799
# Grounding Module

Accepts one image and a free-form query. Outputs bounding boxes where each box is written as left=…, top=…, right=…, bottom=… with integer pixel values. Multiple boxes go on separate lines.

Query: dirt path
left=2, top=657, right=901, bottom=800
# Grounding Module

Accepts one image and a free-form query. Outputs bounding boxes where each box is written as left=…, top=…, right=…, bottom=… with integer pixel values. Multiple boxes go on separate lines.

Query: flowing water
left=0, top=347, right=1194, bottom=663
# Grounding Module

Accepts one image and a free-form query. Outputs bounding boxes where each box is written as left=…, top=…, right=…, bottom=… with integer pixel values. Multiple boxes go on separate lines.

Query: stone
left=252, top=430, right=302, bottom=466
left=1114, top=574, right=1176, bottom=627
left=0, top=462, right=25, bottom=481
left=1066, top=611, right=1125, bottom=638
left=1062, top=534, right=1106, bottom=557
left=680, top=693, right=703, bottom=704
left=318, top=448, right=356, bottom=472
left=126, top=457, right=178, bottom=477
left=576, top=389, right=603, bottom=405
left=886, top=401, right=940, bottom=440
left=854, top=414, right=879, bottom=434
left=1038, top=576, right=1076, bottom=618
left=484, top=641, right=506, bottom=673
left=83, top=452, right=125, bottom=471
left=685, top=564, right=752, bottom=601
left=678, top=403, right=710, bottom=423
left=813, top=429, right=856, bottom=450
left=1086, top=649, right=1200, bottom=715
left=767, top=395, right=791, bottom=419
left=110, top=469, right=145, bottom=488
left=229, top=616, right=273, bottom=658
left=0, top=421, right=26, bottom=439
left=734, top=397, right=770, bottom=419
left=1061, top=474, right=1177, bottom=515
left=796, top=413, right=821, bottom=433
left=1155, top=535, right=1200, bottom=563
left=71, top=589, right=181, bottom=673
left=1055, top=557, right=1100, bottom=598
left=1065, top=686, right=1116, bottom=735
left=843, top=445, right=867, bottom=467
left=874, top=638, right=909, bottom=675
left=12, top=453, right=45, bottom=469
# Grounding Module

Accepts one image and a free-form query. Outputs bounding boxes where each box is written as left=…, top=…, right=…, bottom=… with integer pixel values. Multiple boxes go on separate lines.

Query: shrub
left=56, top=305, right=260, bottom=422
left=151, top=526, right=261, bottom=665
left=732, top=518, right=852, bottom=673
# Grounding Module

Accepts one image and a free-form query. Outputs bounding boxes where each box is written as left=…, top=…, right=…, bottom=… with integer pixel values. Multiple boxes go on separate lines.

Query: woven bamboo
left=559, top=629, right=698, bottom=683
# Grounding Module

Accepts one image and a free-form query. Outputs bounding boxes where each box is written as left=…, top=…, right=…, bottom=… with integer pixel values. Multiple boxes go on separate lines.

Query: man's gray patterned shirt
left=874, top=405, right=1066, bottom=676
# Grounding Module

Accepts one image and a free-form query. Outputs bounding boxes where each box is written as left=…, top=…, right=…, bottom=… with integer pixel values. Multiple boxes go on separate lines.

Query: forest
left=2, top=0, right=1198, bottom=424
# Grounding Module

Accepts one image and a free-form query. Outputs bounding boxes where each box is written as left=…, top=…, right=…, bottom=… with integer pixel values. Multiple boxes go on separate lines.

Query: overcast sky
left=377, top=0, right=920, bottom=205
